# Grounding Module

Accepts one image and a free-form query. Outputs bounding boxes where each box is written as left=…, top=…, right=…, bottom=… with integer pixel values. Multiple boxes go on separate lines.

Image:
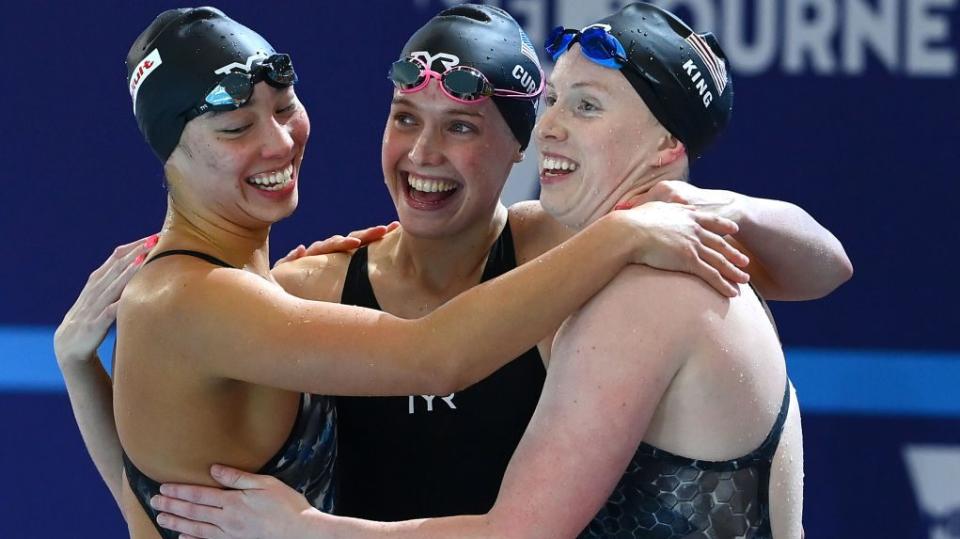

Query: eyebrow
left=391, top=95, right=485, bottom=118
left=547, top=80, right=611, bottom=94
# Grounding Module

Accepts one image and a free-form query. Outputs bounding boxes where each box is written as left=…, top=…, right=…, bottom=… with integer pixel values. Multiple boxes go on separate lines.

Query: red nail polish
left=145, top=234, right=159, bottom=249
left=134, top=253, right=146, bottom=266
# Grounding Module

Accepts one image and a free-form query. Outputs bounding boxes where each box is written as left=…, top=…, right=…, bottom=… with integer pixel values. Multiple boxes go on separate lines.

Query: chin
left=261, top=195, right=299, bottom=226
left=276, top=197, right=299, bottom=222
left=396, top=216, right=458, bottom=240
left=539, top=194, right=576, bottom=229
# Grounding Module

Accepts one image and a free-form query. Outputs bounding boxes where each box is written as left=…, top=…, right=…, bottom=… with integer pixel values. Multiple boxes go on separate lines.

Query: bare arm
left=152, top=267, right=698, bottom=539
left=174, top=207, right=739, bottom=397
left=54, top=236, right=158, bottom=507
left=315, top=268, right=691, bottom=538
left=53, top=232, right=365, bottom=510
left=729, top=194, right=851, bottom=300
left=58, top=353, right=124, bottom=505
left=623, top=181, right=853, bottom=300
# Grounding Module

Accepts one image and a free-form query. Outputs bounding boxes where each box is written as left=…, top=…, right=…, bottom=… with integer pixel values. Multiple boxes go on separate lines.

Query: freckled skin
left=537, top=47, right=671, bottom=229
left=380, top=83, right=520, bottom=240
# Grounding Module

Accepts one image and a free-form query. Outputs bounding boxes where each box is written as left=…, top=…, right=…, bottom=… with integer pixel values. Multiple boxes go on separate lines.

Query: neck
left=379, top=203, right=509, bottom=293
left=157, top=195, right=273, bottom=277
left=579, top=161, right=686, bottom=231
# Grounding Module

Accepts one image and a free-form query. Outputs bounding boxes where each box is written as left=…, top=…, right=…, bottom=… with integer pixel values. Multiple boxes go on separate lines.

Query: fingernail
left=156, top=514, right=168, bottom=525
left=150, top=495, right=159, bottom=508
left=614, top=203, right=630, bottom=211
left=145, top=234, right=160, bottom=249
left=211, top=464, right=223, bottom=477
left=134, top=254, right=146, bottom=266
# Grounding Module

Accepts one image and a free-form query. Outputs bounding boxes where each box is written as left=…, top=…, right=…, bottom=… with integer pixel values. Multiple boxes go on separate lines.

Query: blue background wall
left=2, top=1, right=958, bottom=537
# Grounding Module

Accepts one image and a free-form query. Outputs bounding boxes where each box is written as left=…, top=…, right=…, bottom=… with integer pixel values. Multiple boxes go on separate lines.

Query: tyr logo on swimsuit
left=408, top=394, right=457, bottom=414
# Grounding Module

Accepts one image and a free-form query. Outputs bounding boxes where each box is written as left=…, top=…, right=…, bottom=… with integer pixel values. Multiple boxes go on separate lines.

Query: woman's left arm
left=624, top=181, right=853, bottom=300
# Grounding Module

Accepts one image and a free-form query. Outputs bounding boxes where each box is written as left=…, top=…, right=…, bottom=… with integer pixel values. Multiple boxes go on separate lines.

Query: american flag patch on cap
left=519, top=28, right=540, bottom=67
left=685, top=32, right=727, bottom=95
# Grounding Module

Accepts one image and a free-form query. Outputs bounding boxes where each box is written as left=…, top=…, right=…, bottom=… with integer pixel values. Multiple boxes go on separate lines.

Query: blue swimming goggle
left=545, top=25, right=646, bottom=76
left=185, top=53, right=298, bottom=121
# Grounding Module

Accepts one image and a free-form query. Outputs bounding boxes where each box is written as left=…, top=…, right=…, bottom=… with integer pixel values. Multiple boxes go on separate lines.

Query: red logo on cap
left=129, top=49, right=163, bottom=105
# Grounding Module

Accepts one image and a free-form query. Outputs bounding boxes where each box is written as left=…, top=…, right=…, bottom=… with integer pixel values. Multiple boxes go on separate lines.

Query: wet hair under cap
left=126, top=7, right=279, bottom=162
left=400, top=3, right=543, bottom=151
left=593, top=2, right=734, bottom=157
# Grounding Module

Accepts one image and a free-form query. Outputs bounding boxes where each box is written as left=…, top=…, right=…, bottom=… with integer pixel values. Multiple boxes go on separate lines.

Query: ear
left=654, top=134, right=686, bottom=168
left=163, top=151, right=186, bottom=190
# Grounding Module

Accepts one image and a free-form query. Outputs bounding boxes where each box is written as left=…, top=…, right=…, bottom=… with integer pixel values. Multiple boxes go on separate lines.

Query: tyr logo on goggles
left=186, top=53, right=298, bottom=121
left=388, top=57, right=543, bottom=105
left=545, top=24, right=648, bottom=79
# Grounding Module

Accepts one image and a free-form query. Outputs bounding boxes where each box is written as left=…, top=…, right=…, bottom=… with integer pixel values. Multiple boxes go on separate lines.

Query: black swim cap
left=126, top=7, right=279, bottom=162
left=593, top=2, right=733, bottom=157
left=400, top=4, right=543, bottom=151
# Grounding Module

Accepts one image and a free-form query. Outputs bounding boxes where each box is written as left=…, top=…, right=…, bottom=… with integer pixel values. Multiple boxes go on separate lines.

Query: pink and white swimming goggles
left=388, top=57, right=544, bottom=104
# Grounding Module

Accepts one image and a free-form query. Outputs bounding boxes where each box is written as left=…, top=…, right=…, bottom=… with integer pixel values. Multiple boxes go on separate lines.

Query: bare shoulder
left=271, top=252, right=353, bottom=302
left=119, top=257, right=308, bottom=365
left=508, top=201, right=574, bottom=264
left=121, top=257, right=267, bottom=322
left=564, top=266, right=728, bottom=341
left=116, top=259, right=255, bottom=366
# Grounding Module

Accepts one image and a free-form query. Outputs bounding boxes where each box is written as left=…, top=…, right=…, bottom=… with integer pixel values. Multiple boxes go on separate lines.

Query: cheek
left=193, top=142, right=247, bottom=188
left=459, top=153, right=503, bottom=198
left=381, top=127, right=408, bottom=162
left=290, top=110, right=310, bottom=145
left=463, top=137, right=515, bottom=189
left=587, top=122, right=646, bottom=180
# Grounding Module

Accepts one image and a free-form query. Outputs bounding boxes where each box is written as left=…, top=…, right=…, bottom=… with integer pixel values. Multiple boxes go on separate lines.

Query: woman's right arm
left=187, top=203, right=749, bottom=397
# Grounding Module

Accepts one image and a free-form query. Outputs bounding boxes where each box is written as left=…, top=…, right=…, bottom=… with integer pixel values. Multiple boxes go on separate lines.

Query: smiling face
left=536, top=45, right=672, bottom=230
left=381, top=81, right=521, bottom=239
left=164, top=82, right=309, bottom=229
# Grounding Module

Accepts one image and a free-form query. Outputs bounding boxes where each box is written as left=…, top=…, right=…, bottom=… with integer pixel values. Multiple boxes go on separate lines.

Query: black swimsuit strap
left=342, top=220, right=516, bottom=307
left=480, top=219, right=515, bottom=281
left=745, top=378, right=792, bottom=462
left=144, top=249, right=236, bottom=268
left=123, top=453, right=179, bottom=539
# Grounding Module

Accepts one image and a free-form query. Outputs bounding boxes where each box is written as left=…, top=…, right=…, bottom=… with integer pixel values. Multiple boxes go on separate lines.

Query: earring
left=517, top=151, right=525, bottom=163
left=658, top=155, right=662, bottom=168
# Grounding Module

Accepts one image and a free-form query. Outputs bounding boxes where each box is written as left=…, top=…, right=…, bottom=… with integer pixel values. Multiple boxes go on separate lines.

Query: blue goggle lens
left=191, top=54, right=298, bottom=118
left=545, top=26, right=628, bottom=70
left=579, top=28, right=627, bottom=69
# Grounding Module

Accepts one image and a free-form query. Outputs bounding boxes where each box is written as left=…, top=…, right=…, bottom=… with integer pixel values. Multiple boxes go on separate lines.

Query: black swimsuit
left=580, top=382, right=790, bottom=539
left=335, top=221, right=547, bottom=519
left=122, top=250, right=337, bottom=539
left=580, top=288, right=790, bottom=539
